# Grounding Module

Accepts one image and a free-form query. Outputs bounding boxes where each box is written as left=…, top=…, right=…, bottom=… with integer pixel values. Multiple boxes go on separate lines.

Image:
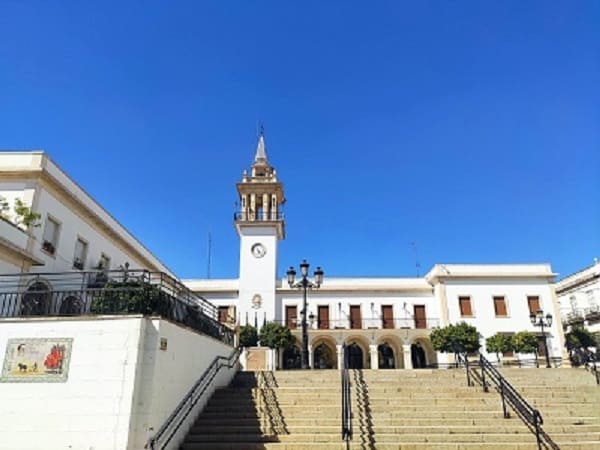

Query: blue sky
left=1, top=1, right=598, bottom=279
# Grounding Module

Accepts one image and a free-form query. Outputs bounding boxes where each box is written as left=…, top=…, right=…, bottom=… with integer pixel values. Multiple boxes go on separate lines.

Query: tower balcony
left=234, top=210, right=285, bottom=239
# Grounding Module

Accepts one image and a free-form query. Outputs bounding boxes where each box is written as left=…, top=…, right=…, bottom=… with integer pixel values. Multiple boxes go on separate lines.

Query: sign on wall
left=1, top=338, right=73, bottom=383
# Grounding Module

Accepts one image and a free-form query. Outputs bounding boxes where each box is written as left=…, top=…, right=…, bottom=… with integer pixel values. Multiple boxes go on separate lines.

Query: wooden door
left=381, top=305, right=394, bottom=329
left=286, top=306, right=297, bottom=329
left=318, top=305, right=329, bottom=329
left=350, top=305, right=362, bottom=329
left=414, top=305, right=426, bottom=329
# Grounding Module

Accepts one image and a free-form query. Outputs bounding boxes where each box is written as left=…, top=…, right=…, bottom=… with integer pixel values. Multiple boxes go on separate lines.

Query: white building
left=184, top=133, right=567, bottom=369
left=0, top=151, right=173, bottom=275
left=556, top=259, right=600, bottom=337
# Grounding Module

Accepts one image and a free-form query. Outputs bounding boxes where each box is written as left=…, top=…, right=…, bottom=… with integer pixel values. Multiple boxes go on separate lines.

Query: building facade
left=184, top=134, right=567, bottom=369
left=556, top=259, right=600, bottom=338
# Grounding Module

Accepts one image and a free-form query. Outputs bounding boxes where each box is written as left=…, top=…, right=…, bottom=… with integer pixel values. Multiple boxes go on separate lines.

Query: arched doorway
left=282, top=346, right=301, bottom=370
left=411, top=343, right=427, bottom=368
left=346, top=343, right=364, bottom=369
left=313, top=342, right=336, bottom=369
left=20, top=281, right=52, bottom=316
left=378, top=342, right=396, bottom=369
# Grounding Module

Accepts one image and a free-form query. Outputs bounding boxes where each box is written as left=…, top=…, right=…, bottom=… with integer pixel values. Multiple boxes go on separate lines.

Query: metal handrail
left=477, top=353, right=559, bottom=450
left=145, top=347, right=241, bottom=450
left=341, top=344, right=353, bottom=442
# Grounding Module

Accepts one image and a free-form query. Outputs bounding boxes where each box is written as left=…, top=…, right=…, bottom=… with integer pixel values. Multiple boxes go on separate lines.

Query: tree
left=239, top=324, right=258, bottom=347
left=485, top=333, right=512, bottom=364
left=0, top=195, right=9, bottom=220
left=259, top=322, right=296, bottom=350
left=565, top=324, right=598, bottom=366
left=510, top=331, right=539, bottom=367
left=13, top=198, right=41, bottom=229
left=90, top=280, right=165, bottom=315
left=430, top=322, right=481, bottom=355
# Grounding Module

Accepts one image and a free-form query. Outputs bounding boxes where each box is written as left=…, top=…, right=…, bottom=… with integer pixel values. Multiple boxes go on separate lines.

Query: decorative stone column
left=369, top=344, right=378, bottom=370
left=403, top=344, right=413, bottom=369
left=308, top=344, right=314, bottom=369
left=337, top=344, right=343, bottom=370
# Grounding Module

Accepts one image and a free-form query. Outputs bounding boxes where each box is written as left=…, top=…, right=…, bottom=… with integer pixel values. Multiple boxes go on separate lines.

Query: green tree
left=485, top=333, right=512, bottom=364
left=90, top=280, right=165, bottom=315
left=239, top=324, right=258, bottom=347
left=511, top=331, right=539, bottom=366
left=430, top=322, right=481, bottom=354
left=259, top=322, right=296, bottom=350
left=0, top=195, right=9, bottom=219
left=565, top=324, right=597, bottom=351
left=13, top=198, right=41, bottom=229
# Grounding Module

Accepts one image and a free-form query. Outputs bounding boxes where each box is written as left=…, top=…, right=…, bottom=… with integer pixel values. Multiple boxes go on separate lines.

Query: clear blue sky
left=1, top=1, right=598, bottom=279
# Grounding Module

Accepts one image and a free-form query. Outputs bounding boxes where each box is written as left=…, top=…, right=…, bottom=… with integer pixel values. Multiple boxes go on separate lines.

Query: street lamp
left=530, top=309, right=553, bottom=368
left=287, top=260, right=324, bottom=369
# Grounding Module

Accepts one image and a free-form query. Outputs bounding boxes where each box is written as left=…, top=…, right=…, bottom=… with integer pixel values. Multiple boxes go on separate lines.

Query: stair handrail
left=341, top=344, right=353, bottom=442
left=454, top=351, right=472, bottom=387
left=145, top=347, right=241, bottom=450
left=477, top=352, right=559, bottom=450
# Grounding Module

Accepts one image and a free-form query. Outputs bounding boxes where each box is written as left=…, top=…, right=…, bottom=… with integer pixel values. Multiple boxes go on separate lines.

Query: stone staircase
left=498, top=367, right=600, bottom=449
left=180, top=368, right=600, bottom=449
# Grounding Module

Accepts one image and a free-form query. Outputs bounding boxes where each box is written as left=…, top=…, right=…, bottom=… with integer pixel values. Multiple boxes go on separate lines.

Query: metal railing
left=233, top=211, right=284, bottom=221
left=0, top=270, right=234, bottom=345
left=279, top=317, right=440, bottom=331
left=341, top=344, right=353, bottom=443
left=475, top=353, right=559, bottom=450
left=146, top=347, right=241, bottom=450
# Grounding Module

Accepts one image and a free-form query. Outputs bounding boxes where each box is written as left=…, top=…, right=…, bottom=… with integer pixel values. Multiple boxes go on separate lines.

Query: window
left=527, top=296, right=540, bottom=316
left=414, top=305, right=427, bottom=329
left=42, top=216, right=60, bottom=255
left=318, top=305, right=329, bottom=329
left=286, top=306, right=297, bottom=329
left=218, top=306, right=229, bottom=324
left=73, top=238, right=88, bottom=270
left=381, top=305, right=394, bottom=329
left=350, top=305, right=362, bottom=329
left=493, top=296, right=507, bottom=317
left=459, top=296, right=473, bottom=317
left=99, top=253, right=111, bottom=270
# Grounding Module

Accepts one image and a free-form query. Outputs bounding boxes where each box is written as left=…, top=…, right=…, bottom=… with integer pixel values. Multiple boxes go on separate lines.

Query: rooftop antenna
left=411, top=241, right=421, bottom=277
left=206, top=230, right=212, bottom=279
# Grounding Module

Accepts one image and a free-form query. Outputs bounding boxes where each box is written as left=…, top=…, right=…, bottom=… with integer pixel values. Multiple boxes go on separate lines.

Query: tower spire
left=254, top=126, right=268, bottom=165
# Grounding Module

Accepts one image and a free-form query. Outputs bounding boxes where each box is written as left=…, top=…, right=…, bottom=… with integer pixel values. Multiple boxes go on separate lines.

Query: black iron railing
left=341, top=344, right=353, bottom=443
left=0, top=270, right=234, bottom=345
left=476, top=353, right=559, bottom=450
left=146, top=347, right=241, bottom=450
left=233, top=211, right=284, bottom=221
left=278, top=317, right=440, bottom=331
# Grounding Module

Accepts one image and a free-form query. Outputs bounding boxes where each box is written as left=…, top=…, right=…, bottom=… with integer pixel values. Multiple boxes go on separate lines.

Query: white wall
left=443, top=279, right=562, bottom=359
left=129, top=319, right=236, bottom=450
left=0, top=316, right=144, bottom=450
left=0, top=316, right=237, bottom=450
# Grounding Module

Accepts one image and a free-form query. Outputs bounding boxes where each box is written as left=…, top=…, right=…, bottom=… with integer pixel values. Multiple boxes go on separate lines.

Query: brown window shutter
left=459, top=296, right=472, bottom=316
left=286, top=306, right=297, bottom=329
left=527, top=296, right=540, bottom=316
left=494, top=296, right=507, bottom=317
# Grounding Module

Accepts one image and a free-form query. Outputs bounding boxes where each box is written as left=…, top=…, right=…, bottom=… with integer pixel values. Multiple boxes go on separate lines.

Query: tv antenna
left=411, top=241, right=421, bottom=277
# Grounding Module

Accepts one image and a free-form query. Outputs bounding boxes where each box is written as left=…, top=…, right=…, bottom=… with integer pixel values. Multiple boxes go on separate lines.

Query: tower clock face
left=251, top=243, right=266, bottom=258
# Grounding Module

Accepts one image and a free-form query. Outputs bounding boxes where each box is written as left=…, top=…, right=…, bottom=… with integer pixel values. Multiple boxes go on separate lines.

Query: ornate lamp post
left=530, top=309, right=553, bottom=368
left=287, top=260, right=324, bottom=369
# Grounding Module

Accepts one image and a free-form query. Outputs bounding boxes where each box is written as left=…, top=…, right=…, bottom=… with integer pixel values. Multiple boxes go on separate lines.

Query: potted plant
left=42, top=240, right=56, bottom=255
left=73, top=258, right=84, bottom=270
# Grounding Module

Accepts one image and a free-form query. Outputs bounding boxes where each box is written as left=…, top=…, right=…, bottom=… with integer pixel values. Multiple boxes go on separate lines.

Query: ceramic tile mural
left=1, top=338, right=73, bottom=382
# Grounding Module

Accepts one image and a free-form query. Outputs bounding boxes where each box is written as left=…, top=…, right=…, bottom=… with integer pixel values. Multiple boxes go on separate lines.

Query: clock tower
left=235, top=130, right=285, bottom=327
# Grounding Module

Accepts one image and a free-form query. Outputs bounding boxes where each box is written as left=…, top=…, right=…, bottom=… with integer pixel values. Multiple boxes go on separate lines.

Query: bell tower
left=235, top=130, right=285, bottom=327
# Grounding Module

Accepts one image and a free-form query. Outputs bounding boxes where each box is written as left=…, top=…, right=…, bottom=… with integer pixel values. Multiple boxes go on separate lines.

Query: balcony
left=0, top=269, right=233, bottom=345
left=282, top=317, right=440, bottom=331
left=233, top=211, right=284, bottom=222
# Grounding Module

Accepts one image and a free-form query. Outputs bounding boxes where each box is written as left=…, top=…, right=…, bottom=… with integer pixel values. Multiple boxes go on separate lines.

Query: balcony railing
left=280, top=317, right=440, bottom=331
left=0, top=270, right=234, bottom=346
left=233, top=211, right=284, bottom=222
left=563, top=306, right=600, bottom=325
